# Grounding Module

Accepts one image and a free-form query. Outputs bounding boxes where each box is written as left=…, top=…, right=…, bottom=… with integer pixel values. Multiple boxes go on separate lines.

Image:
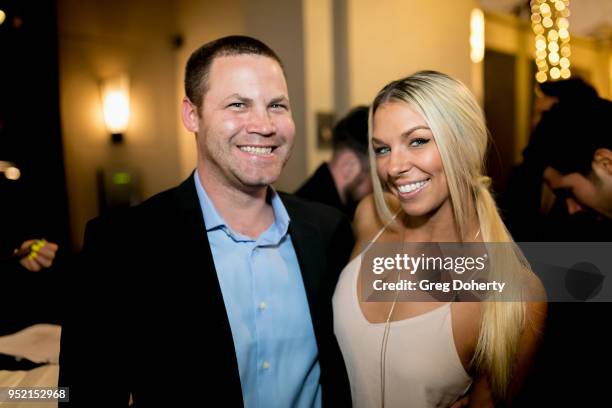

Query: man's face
left=542, top=149, right=612, bottom=218
left=345, top=159, right=372, bottom=203
left=184, top=54, right=295, bottom=193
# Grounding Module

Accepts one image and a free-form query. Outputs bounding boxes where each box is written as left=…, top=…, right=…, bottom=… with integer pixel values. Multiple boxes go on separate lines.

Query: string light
left=531, top=0, right=571, bottom=83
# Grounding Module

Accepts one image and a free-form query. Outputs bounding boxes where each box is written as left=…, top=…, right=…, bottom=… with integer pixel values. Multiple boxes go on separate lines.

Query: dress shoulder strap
left=362, top=210, right=401, bottom=253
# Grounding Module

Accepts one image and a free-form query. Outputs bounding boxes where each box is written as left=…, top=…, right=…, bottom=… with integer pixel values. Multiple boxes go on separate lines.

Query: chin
left=399, top=200, right=438, bottom=217
left=237, top=173, right=281, bottom=189
left=400, top=206, right=429, bottom=218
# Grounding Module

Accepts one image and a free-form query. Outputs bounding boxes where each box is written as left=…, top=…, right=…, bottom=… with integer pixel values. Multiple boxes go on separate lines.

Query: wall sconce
left=100, top=74, right=130, bottom=144
left=470, top=9, right=485, bottom=64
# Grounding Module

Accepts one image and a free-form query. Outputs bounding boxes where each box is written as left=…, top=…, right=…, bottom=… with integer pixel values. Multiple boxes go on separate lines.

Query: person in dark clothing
left=0, top=176, right=61, bottom=336
left=535, top=95, right=612, bottom=241
left=296, top=106, right=372, bottom=219
left=512, top=88, right=612, bottom=407
left=59, top=35, right=352, bottom=407
left=501, top=77, right=603, bottom=241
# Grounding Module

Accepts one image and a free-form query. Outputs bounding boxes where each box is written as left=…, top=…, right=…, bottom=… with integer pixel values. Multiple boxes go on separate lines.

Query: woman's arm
left=507, top=275, right=548, bottom=400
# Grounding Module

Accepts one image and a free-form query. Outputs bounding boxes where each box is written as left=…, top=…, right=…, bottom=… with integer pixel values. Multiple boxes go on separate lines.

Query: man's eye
left=374, top=146, right=390, bottom=156
left=409, top=138, right=429, bottom=147
left=228, top=102, right=246, bottom=108
left=270, top=103, right=288, bottom=110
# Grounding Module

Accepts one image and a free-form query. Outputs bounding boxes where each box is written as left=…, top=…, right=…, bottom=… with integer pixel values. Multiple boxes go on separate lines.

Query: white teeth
left=239, top=146, right=273, bottom=155
left=397, top=179, right=428, bottom=193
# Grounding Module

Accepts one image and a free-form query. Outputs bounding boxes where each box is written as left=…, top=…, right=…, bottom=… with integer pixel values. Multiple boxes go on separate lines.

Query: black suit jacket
left=59, top=176, right=353, bottom=407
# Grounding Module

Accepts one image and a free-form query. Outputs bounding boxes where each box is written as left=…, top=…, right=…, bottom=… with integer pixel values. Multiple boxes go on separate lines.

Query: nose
left=246, top=108, right=276, bottom=136
left=387, top=147, right=411, bottom=178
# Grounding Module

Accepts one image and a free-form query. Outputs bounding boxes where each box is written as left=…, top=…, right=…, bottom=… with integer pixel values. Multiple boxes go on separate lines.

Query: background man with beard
left=59, top=36, right=352, bottom=407
left=296, top=106, right=372, bottom=220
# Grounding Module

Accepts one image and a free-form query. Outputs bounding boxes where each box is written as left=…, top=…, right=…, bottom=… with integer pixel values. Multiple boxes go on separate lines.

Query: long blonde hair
left=369, top=71, right=527, bottom=399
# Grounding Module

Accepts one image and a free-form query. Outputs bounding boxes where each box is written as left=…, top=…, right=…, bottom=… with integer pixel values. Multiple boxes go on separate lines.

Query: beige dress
left=333, top=232, right=473, bottom=407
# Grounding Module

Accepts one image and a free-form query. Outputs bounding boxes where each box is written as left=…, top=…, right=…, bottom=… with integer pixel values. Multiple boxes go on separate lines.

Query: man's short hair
left=332, top=106, right=369, bottom=158
left=184, top=35, right=284, bottom=109
left=538, top=77, right=598, bottom=103
left=535, top=96, right=612, bottom=176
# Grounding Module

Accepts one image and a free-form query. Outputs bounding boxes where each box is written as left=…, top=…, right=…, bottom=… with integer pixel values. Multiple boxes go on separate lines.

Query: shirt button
left=263, top=360, right=270, bottom=369
left=259, top=302, right=268, bottom=310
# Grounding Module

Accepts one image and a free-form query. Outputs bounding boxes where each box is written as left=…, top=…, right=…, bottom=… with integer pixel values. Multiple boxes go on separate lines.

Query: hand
left=18, top=239, right=58, bottom=272
left=449, top=376, right=495, bottom=408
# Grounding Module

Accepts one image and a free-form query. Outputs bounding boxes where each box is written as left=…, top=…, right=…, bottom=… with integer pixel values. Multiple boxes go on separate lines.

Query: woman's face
left=372, top=102, right=450, bottom=218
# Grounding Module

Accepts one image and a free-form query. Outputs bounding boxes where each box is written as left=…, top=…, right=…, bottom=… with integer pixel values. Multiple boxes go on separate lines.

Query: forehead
left=206, top=54, right=288, bottom=97
left=373, top=102, right=428, bottom=133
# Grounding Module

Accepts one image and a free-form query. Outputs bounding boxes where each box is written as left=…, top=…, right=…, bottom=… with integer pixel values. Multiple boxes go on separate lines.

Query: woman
left=333, top=71, right=546, bottom=407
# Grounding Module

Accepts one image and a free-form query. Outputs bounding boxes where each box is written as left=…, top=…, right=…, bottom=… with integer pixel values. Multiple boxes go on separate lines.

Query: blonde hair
left=369, top=71, right=527, bottom=400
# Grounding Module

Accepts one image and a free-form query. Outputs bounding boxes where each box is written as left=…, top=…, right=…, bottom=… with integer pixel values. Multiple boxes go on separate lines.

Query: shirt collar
left=193, top=171, right=290, bottom=244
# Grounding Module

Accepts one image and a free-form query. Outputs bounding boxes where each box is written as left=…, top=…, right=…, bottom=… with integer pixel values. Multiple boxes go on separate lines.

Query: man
left=535, top=95, right=612, bottom=241
left=512, top=95, right=612, bottom=407
left=59, top=36, right=352, bottom=407
left=501, top=77, right=603, bottom=240
left=543, top=148, right=612, bottom=221
left=296, top=106, right=372, bottom=219
left=530, top=77, right=597, bottom=130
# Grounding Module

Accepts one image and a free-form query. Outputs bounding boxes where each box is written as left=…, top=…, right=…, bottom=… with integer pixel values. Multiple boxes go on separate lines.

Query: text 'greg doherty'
left=372, top=279, right=506, bottom=293
left=372, top=253, right=488, bottom=275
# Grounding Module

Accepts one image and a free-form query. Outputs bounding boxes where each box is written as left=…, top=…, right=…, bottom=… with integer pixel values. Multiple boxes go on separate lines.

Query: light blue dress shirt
left=194, top=172, right=322, bottom=408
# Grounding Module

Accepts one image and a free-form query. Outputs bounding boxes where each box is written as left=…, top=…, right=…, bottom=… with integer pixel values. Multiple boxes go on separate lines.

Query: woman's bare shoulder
left=351, top=193, right=402, bottom=259
left=351, top=195, right=381, bottom=259
left=353, top=194, right=389, bottom=241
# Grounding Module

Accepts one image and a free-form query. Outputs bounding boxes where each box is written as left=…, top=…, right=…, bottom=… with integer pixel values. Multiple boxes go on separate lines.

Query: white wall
left=346, top=0, right=479, bottom=106
left=304, top=0, right=335, bottom=174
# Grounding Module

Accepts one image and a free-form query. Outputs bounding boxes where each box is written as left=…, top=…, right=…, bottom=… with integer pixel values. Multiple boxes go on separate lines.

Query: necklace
left=380, top=269, right=401, bottom=408
left=379, top=226, right=481, bottom=407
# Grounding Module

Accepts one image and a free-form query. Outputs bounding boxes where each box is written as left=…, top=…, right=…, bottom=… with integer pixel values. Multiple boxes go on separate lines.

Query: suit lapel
left=173, top=176, right=244, bottom=406
left=284, top=199, right=325, bottom=336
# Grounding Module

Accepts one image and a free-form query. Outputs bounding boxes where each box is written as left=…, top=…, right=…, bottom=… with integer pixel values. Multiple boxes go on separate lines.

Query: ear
left=181, top=97, right=200, bottom=133
left=593, top=148, right=612, bottom=175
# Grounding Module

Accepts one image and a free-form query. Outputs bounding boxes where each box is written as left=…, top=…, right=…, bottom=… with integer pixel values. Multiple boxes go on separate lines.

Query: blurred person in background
left=1, top=176, right=61, bottom=335
left=501, top=77, right=602, bottom=240
left=510, top=86, right=612, bottom=407
left=296, top=106, right=372, bottom=220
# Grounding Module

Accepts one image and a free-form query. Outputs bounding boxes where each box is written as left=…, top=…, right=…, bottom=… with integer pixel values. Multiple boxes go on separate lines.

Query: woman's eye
left=409, top=138, right=429, bottom=147
left=374, top=146, right=390, bottom=155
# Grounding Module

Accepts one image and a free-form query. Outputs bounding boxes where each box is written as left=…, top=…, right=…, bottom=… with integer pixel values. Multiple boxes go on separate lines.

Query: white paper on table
left=0, top=324, right=61, bottom=364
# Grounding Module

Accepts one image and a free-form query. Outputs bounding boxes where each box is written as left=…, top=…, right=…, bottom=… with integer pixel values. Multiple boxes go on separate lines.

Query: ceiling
left=479, top=0, right=612, bottom=40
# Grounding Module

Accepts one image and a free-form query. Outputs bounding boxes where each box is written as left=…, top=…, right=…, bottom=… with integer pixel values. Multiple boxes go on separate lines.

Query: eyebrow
left=223, top=93, right=252, bottom=103
left=270, top=95, right=290, bottom=104
left=371, top=126, right=431, bottom=144
left=401, top=125, right=431, bottom=137
left=223, top=94, right=289, bottom=104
